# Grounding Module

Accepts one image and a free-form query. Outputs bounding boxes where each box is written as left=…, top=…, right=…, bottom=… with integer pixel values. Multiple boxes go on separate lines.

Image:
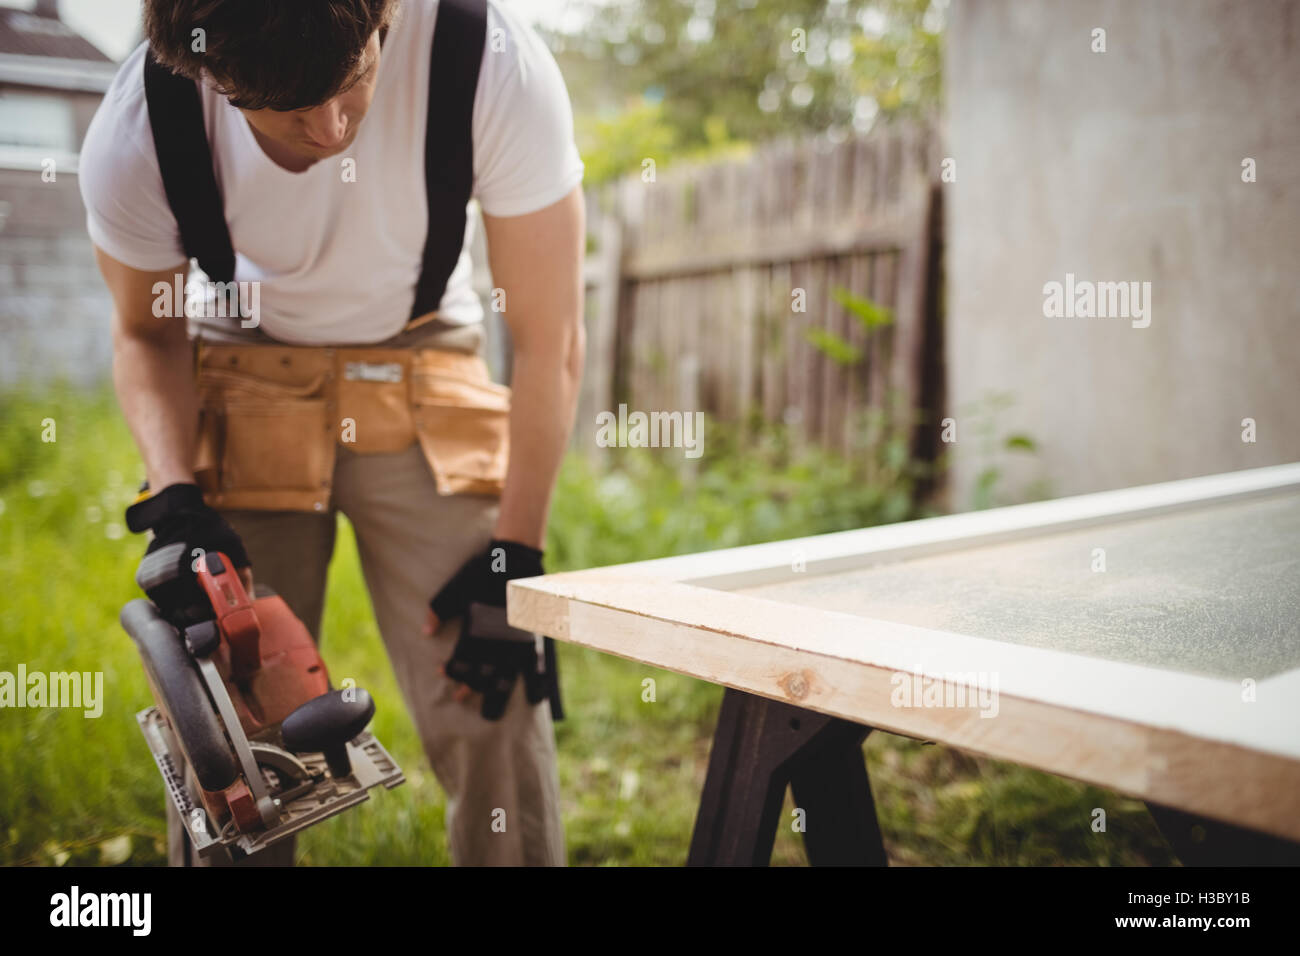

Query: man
left=80, top=0, right=584, bottom=866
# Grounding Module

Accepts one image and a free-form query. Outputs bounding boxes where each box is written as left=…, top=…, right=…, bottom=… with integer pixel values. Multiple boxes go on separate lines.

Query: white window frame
left=509, top=462, right=1300, bottom=841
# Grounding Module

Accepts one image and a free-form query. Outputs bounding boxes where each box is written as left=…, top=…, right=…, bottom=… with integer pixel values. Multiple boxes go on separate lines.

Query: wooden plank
left=724, top=161, right=743, bottom=423
left=805, top=241, right=826, bottom=443
left=762, top=265, right=786, bottom=425
left=509, top=467, right=1300, bottom=841
left=580, top=203, right=623, bottom=455
left=884, top=126, right=904, bottom=216
left=822, top=141, right=855, bottom=447
left=623, top=217, right=916, bottom=281
left=641, top=174, right=657, bottom=248
left=819, top=254, right=846, bottom=449
left=851, top=134, right=876, bottom=226
left=891, top=186, right=934, bottom=418
left=795, top=139, right=815, bottom=236
left=873, top=127, right=894, bottom=219
left=870, top=129, right=898, bottom=424
left=699, top=166, right=720, bottom=420
left=761, top=142, right=789, bottom=426
left=786, top=256, right=807, bottom=442
left=508, top=577, right=1300, bottom=843
left=712, top=244, right=733, bottom=422
left=734, top=238, right=758, bottom=425
left=867, top=251, right=896, bottom=411
left=757, top=145, right=777, bottom=426
left=679, top=272, right=697, bottom=418
left=776, top=140, right=803, bottom=442
left=808, top=145, right=833, bottom=444
left=633, top=279, right=654, bottom=414
left=841, top=253, right=870, bottom=454
left=657, top=277, right=675, bottom=417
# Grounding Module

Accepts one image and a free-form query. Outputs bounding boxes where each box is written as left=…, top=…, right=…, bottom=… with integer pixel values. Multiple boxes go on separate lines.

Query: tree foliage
left=544, top=0, right=947, bottom=181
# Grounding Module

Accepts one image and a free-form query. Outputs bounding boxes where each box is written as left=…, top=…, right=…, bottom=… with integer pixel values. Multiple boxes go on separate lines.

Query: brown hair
left=144, top=0, right=399, bottom=111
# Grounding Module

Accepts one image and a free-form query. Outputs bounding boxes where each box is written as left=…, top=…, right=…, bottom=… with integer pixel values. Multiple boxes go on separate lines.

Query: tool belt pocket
left=194, top=344, right=509, bottom=511
left=195, top=350, right=336, bottom=512
left=336, top=350, right=417, bottom=454
left=409, top=352, right=511, bottom=497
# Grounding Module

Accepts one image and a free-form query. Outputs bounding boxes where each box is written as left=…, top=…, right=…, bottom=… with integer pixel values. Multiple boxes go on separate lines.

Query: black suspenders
left=142, top=51, right=235, bottom=285
left=141, top=0, right=488, bottom=321
left=412, top=0, right=486, bottom=320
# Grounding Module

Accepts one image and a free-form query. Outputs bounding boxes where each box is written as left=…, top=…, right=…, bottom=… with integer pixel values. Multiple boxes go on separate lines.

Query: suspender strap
left=410, top=0, right=487, bottom=320
left=142, top=49, right=236, bottom=284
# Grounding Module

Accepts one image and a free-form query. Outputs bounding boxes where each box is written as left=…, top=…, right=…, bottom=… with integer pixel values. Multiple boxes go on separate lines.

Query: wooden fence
left=575, top=120, right=944, bottom=461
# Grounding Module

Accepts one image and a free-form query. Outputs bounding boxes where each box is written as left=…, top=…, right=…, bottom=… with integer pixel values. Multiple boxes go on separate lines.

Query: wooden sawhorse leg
left=1146, top=803, right=1300, bottom=866
left=687, top=687, right=888, bottom=866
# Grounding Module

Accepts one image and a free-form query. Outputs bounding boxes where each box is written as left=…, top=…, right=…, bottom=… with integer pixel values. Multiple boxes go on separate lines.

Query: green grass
left=0, top=386, right=1176, bottom=866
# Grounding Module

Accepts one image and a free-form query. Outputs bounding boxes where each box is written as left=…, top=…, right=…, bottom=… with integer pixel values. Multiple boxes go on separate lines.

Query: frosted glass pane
left=736, top=492, right=1300, bottom=680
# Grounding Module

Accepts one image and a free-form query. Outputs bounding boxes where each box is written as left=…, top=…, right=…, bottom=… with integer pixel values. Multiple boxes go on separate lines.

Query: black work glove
left=430, top=539, right=563, bottom=722
left=125, top=483, right=250, bottom=627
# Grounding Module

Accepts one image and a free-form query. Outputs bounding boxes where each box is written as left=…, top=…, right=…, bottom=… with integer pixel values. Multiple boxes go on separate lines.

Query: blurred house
left=0, top=0, right=116, bottom=387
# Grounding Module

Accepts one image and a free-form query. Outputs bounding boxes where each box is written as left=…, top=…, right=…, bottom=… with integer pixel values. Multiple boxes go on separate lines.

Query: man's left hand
left=425, top=539, right=562, bottom=720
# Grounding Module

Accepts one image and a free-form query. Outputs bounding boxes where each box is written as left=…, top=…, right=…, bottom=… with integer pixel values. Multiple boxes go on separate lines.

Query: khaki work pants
left=166, top=322, right=566, bottom=867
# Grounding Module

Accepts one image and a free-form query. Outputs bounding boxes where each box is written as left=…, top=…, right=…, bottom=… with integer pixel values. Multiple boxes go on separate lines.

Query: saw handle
left=281, top=688, right=376, bottom=779
left=195, top=551, right=261, bottom=681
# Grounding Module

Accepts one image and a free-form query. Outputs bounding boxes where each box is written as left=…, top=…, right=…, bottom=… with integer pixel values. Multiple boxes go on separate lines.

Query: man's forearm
left=478, top=187, right=587, bottom=551
left=493, top=326, right=585, bottom=550
left=112, top=319, right=199, bottom=490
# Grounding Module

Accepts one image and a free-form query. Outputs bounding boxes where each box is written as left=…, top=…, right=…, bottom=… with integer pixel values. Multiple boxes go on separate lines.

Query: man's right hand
left=126, top=483, right=252, bottom=625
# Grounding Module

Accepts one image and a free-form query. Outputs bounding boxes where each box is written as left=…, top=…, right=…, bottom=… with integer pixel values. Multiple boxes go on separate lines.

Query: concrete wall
left=944, top=0, right=1299, bottom=505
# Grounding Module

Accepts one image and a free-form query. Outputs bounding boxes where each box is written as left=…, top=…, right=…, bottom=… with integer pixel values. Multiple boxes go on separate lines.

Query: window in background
left=0, top=89, right=77, bottom=171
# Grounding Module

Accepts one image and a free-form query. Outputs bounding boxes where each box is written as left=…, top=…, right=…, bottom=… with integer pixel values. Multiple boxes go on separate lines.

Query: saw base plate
left=137, top=706, right=405, bottom=860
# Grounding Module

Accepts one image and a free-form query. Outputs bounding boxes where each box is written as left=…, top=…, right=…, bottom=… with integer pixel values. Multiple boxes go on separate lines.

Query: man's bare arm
left=94, top=247, right=198, bottom=490
left=481, top=186, right=586, bottom=550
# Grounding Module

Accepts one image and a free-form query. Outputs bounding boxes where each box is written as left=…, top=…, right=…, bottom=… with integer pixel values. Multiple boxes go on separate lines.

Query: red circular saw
left=122, top=544, right=404, bottom=861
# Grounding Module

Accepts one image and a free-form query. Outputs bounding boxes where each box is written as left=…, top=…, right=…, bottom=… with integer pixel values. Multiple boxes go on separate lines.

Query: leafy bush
left=548, top=416, right=930, bottom=571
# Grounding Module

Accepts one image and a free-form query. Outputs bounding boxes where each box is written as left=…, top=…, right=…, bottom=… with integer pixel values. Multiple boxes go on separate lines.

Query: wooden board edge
left=531, top=595, right=1300, bottom=843
left=506, top=580, right=570, bottom=640
left=510, top=575, right=1299, bottom=759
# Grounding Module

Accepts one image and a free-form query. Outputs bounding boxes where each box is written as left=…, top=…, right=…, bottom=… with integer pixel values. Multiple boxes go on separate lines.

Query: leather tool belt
left=192, top=342, right=510, bottom=513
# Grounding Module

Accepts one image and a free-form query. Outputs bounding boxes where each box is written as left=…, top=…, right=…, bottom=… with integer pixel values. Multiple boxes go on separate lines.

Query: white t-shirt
left=79, top=0, right=584, bottom=345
